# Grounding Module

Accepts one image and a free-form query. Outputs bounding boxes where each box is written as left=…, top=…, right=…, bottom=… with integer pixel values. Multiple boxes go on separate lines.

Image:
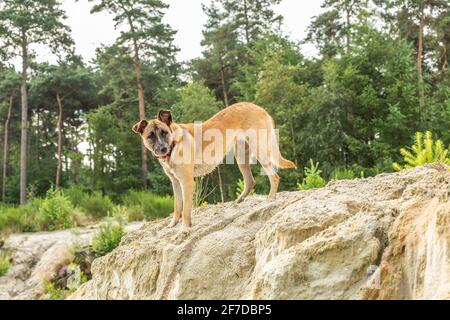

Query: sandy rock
left=69, top=165, right=450, bottom=300
left=0, top=222, right=143, bottom=299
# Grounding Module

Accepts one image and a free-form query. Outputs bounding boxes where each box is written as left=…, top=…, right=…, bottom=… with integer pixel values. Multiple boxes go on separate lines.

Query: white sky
left=12, top=0, right=324, bottom=67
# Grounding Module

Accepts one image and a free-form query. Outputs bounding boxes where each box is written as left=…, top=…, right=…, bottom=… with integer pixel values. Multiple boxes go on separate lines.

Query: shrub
left=298, top=159, right=326, bottom=190
left=0, top=202, right=41, bottom=235
left=72, top=209, right=94, bottom=227
left=122, top=191, right=173, bottom=220
left=41, top=263, right=88, bottom=300
left=151, top=195, right=174, bottom=219
left=79, top=192, right=113, bottom=219
left=331, top=167, right=356, bottom=180
left=41, top=257, right=88, bottom=300
left=42, top=282, right=67, bottom=300
left=110, top=205, right=129, bottom=224
left=37, top=189, right=75, bottom=231
left=125, top=206, right=146, bottom=222
left=63, top=185, right=87, bottom=207
left=65, top=263, right=88, bottom=291
left=0, top=253, right=10, bottom=277
left=393, top=131, right=450, bottom=171
left=0, top=206, right=27, bottom=235
left=194, top=176, right=213, bottom=207
left=91, top=221, right=125, bottom=257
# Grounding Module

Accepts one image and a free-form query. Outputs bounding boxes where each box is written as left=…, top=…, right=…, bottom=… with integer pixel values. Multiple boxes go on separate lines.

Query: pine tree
left=222, top=0, right=283, bottom=45
left=88, top=0, right=179, bottom=189
left=197, top=2, right=241, bottom=106
left=30, top=58, right=96, bottom=188
left=306, top=0, right=369, bottom=57
left=0, top=0, right=73, bottom=204
left=374, top=0, right=448, bottom=125
left=0, top=66, right=20, bottom=202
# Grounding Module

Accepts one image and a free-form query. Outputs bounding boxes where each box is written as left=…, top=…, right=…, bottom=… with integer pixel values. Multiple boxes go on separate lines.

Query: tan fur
left=133, top=102, right=296, bottom=231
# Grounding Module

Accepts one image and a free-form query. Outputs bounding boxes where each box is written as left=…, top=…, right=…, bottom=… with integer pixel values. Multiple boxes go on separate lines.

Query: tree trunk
left=19, top=39, right=28, bottom=205
left=242, top=0, right=251, bottom=44
left=442, top=44, right=448, bottom=72
left=217, top=165, right=225, bottom=203
left=417, top=14, right=425, bottom=124
left=55, top=93, right=63, bottom=188
left=2, top=94, right=13, bottom=202
left=289, top=120, right=298, bottom=167
left=132, top=39, right=148, bottom=189
left=345, top=3, right=351, bottom=52
left=220, top=65, right=229, bottom=107
left=218, top=64, right=228, bottom=203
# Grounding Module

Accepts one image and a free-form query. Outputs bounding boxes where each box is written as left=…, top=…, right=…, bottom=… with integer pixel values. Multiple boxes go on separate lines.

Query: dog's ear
left=132, top=119, right=148, bottom=134
left=157, top=109, right=172, bottom=126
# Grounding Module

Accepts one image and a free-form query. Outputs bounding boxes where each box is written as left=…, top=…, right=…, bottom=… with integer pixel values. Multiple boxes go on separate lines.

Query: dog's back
left=179, top=102, right=295, bottom=171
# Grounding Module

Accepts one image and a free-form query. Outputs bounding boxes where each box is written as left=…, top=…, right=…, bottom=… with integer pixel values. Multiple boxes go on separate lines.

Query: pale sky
left=13, top=0, right=324, bottom=67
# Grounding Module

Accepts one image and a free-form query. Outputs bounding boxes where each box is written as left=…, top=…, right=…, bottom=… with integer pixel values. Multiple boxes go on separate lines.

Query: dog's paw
left=167, top=217, right=180, bottom=228
left=179, top=224, right=191, bottom=234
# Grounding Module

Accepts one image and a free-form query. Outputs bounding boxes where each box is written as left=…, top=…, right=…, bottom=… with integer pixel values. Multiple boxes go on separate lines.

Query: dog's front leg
left=176, top=165, right=194, bottom=232
left=168, top=176, right=182, bottom=227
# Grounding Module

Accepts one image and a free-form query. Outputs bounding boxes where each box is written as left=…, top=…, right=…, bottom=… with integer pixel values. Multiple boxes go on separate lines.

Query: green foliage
left=0, top=0, right=449, bottom=210
left=37, top=189, right=75, bottom=231
left=235, top=178, right=255, bottom=198
left=89, top=0, right=178, bottom=65
left=65, top=263, right=88, bottom=291
left=91, top=221, right=124, bottom=258
left=393, top=131, right=450, bottom=171
left=0, top=252, right=10, bottom=277
left=0, top=206, right=31, bottom=235
left=194, top=176, right=214, bottom=208
left=331, top=167, right=356, bottom=180
left=109, top=205, right=130, bottom=224
left=41, top=263, right=88, bottom=300
left=221, top=0, right=283, bottom=44
left=121, top=191, right=173, bottom=220
left=0, top=0, right=74, bottom=58
left=172, top=82, right=222, bottom=122
left=63, top=186, right=88, bottom=208
left=79, top=192, right=113, bottom=219
left=41, top=282, right=67, bottom=300
left=124, top=206, right=146, bottom=222
left=298, top=160, right=326, bottom=191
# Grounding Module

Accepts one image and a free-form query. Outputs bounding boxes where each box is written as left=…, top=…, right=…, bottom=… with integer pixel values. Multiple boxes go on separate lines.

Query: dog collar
left=155, top=141, right=176, bottom=161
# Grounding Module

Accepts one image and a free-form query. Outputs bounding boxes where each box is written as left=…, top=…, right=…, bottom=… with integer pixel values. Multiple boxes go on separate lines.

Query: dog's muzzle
left=154, top=141, right=175, bottom=161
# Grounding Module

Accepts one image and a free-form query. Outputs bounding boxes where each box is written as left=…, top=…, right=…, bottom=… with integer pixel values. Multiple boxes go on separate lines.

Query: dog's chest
left=193, top=164, right=217, bottom=177
left=160, top=159, right=217, bottom=178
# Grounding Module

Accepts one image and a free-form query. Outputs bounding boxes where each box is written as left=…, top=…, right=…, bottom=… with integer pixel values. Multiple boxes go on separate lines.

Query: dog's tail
left=268, top=120, right=297, bottom=170
left=276, top=155, right=297, bottom=169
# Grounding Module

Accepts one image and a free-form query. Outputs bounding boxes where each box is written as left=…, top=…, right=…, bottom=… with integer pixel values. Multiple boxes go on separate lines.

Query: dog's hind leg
left=261, top=163, right=279, bottom=200
left=256, top=144, right=279, bottom=199
left=234, top=140, right=255, bottom=203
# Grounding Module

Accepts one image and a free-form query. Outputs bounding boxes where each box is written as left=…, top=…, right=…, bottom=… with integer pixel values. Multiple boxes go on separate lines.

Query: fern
left=235, top=178, right=255, bottom=198
left=393, top=131, right=450, bottom=171
left=298, top=159, right=326, bottom=190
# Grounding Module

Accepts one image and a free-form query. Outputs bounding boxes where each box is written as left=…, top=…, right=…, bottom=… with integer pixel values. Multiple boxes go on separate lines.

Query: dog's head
left=132, top=109, right=174, bottom=158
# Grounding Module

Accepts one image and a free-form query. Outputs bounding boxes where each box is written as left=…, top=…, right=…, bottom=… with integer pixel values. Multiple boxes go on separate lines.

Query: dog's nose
left=160, top=147, right=168, bottom=154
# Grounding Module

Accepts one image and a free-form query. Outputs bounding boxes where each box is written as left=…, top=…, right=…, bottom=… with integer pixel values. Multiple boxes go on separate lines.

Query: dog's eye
left=161, top=131, right=168, bottom=137
left=148, top=132, right=155, bottom=140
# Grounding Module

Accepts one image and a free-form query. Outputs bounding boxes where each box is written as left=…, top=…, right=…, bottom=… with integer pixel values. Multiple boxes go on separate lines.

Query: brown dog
left=132, top=102, right=296, bottom=231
